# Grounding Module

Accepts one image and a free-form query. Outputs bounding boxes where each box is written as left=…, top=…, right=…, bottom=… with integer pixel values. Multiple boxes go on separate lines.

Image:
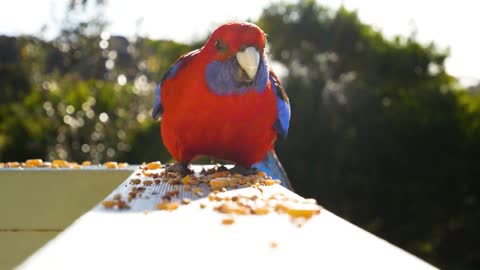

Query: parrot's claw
left=229, top=165, right=258, bottom=176
left=165, top=162, right=192, bottom=176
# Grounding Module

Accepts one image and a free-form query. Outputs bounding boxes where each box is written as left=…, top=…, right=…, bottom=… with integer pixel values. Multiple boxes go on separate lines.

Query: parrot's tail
left=252, top=150, right=292, bottom=190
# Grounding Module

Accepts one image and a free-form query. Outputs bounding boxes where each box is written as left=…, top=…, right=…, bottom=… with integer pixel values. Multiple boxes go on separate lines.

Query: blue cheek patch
left=205, top=57, right=269, bottom=95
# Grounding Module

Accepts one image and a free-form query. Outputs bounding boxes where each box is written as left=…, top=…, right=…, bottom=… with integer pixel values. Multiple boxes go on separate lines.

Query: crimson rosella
left=152, top=22, right=291, bottom=188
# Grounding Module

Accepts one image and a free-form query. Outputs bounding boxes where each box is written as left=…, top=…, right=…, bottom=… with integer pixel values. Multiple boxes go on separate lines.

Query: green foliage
left=0, top=1, right=479, bottom=269
left=0, top=6, right=193, bottom=163
left=259, top=1, right=479, bottom=269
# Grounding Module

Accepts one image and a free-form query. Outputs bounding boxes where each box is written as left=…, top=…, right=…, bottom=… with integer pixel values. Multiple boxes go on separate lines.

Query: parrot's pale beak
left=236, top=46, right=260, bottom=81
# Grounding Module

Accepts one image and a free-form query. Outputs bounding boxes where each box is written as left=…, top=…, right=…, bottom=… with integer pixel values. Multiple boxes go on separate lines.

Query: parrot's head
left=204, top=22, right=269, bottom=95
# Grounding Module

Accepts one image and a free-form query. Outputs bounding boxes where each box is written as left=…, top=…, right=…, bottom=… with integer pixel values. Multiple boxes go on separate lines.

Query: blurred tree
left=0, top=1, right=193, bottom=162
left=259, top=1, right=479, bottom=269
left=0, top=36, right=31, bottom=104
left=0, top=0, right=479, bottom=268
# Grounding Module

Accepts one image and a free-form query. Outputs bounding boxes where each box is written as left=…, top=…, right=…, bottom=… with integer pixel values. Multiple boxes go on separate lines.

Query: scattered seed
left=104, top=161, right=118, bottom=169
left=270, top=241, right=278, bottom=248
left=101, top=200, right=116, bottom=208
left=130, top=178, right=141, bottom=185
left=166, top=190, right=179, bottom=197
left=286, top=204, right=321, bottom=219
left=26, top=159, right=43, bottom=167
left=253, top=207, right=270, bottom=215
left=118, top=162, right=128, bottom=168
left=143, top=180, right=153, bottom=186
left=157, top=201, right=179, bottom=211
left=146, top=161, right=162, bottom=170
left=210, top=177, right=231, bottom=190
left=181, top=175, right=192, bottom=185
left=193, top=188, right=204, bottom=197
left=222, top=217, right=235, bottom=225
left=211, top=171, right=231, bottom=178
left=52, top=160, right=70, bottom=168
left=263, top=179, right=277, bottom=186
left=167, top=179, right=180, bottom=185
left=256, top=171, right=267, bottom=178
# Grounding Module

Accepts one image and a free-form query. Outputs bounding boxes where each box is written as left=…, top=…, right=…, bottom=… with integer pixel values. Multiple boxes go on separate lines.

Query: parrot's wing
left=152, top=49, right=200, bottom=120
left=269, top=70, right=291, bottom=138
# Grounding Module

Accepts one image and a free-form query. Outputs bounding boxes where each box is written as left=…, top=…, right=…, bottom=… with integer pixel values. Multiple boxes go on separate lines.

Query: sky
left=1, top=0, right=478, bottom=86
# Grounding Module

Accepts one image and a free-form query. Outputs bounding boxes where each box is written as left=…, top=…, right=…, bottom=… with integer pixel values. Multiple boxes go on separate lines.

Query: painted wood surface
left=17, top=166, right=437, bottom=270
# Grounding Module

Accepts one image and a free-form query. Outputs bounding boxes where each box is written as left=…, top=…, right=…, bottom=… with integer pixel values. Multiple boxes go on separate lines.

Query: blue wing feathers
left=152, top=83, right=163, bottom=119
left=270, top=72, right=291, bottom=138
left=252, top=150, right=292, bottom=189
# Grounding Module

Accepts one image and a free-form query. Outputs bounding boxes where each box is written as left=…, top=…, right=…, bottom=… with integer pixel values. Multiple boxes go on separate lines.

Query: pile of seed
left=206, top=187, right=321, bottom=226
left=101, top=161, right=322, bottom=226
left=101, top=193, right=129, bottom=209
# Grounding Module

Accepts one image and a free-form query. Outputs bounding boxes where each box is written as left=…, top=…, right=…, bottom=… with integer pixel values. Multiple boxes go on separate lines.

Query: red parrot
left=152, top=22, right=291, bottom=188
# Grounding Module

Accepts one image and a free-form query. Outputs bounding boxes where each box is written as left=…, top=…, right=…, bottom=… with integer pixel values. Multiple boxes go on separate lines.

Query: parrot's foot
left=229, top=165, right=258, bottom=176
left=165, top=162, right=192, bottom=176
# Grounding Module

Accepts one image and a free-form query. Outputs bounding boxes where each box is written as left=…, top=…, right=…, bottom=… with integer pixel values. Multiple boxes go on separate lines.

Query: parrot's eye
left=215, top=40, right=226, bottom=52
